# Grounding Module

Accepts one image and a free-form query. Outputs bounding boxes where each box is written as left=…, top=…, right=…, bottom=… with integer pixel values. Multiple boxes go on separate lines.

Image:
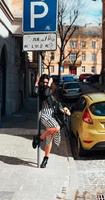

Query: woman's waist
left=41, top=108, right=53, bottom=114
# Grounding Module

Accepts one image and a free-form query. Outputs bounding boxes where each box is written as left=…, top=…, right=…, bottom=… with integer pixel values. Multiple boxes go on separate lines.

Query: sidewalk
left=0, top=111, right=73, bottom=200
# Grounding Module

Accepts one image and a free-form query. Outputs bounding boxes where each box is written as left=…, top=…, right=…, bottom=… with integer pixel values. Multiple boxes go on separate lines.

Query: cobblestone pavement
left=1, top=98, right=105, bottom=200
left=0, top=111, right=72, bottom=200
left=65, top=83, right=105, bottom=200
left=67, top=156, right=105, bottom=200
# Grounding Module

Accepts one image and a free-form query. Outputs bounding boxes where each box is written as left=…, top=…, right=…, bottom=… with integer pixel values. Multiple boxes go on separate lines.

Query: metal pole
left=37, top=52, right=42, bottom=168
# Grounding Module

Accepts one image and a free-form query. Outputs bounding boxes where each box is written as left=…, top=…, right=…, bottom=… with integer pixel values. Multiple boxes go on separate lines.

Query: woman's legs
left=40, top=139, right=53, bottom=168
left=45, top=139, right=53, bottom=157
left=40, top=127, right=60, bottom=140
left=40, top=126, right=60, bottom=168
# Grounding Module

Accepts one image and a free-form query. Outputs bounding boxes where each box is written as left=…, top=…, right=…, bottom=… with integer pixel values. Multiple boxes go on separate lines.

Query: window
left=92, top=41, right=96, bottom=48
left=51, top=52, right=54, bottom=60
left=28, top=52, right=33, bottom=62
left=70, top=53, right=76, bottom=62
left=92, top=53, right=96, bottom=61
left=50, top=66, right=54, bottom=73
left=80, top=41, right=86, bottom=48
left=60, top=66, right=64, bottom=73
left=91, top=66, right=96, bottom=73
left=82, top=66, right=85, bottom=72
left=82, top=52, right=86, bottom=61
left=74, top=97, right=86, bottom=111
left=78, top=97, right=86, bottom=111
left=70, top=40, right=77, bottom=48
left=90, top=102, right=105, bottom=116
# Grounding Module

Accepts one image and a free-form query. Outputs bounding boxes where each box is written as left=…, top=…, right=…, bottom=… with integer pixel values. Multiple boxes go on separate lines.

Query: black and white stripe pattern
left=41, top=101, right=61, bottom=146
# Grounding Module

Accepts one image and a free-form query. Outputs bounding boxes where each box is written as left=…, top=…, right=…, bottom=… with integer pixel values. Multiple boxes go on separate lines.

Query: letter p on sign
left=23, top=0, right=57, bottom=32
left=31, top=2, right=48, bottom=28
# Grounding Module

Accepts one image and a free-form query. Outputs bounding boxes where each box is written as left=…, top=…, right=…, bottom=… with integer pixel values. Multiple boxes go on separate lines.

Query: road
left=61, top=82, right=100, bottom=108
left=80, top=82, right=101, bottom=94
left=67, top=82, right=105, bottom=200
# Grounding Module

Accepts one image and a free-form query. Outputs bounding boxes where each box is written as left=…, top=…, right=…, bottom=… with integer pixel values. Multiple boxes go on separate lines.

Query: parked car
left=72, top=74, right=79, bottom=81
left=59, top=75, right=75, bottom=91
left=70, top=93, right=105, bottom=159
left=79, top=73, right=92, bottom=82
left=50, top=75, right=59, bottom=85
left=50, top=74, right=75, bottom=87
left=62, top=81, right=82, bottom=99
left=86, top=74, right=100, bottom=83
left=60, top=75, right=75, bottom=84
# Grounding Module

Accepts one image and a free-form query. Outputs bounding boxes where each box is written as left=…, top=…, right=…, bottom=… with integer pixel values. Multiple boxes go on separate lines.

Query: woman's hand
left=63, top=107, right=71, bottom=116
left=60, top=107, right=71, bottom=116
left=48, top=77, right=53, bottom=87
left=35, top=74, right=40, bottom=86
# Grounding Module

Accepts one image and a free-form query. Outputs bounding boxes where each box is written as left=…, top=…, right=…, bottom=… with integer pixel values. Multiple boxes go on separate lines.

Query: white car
left=62, top=81, right=82, bottom=99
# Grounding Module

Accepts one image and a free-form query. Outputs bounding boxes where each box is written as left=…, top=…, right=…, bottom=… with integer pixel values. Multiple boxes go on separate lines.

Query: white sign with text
left=23, top=33, right=57, bottom=51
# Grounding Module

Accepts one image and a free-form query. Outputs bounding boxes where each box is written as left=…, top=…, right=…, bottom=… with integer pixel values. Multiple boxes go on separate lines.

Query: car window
left=64, top=83, right=80, bottom=89
left=77, top=97, right=86, bottom=111
left=72, top=97, right=86, bottom=111
left=63, top=76, right=74, bottom=82
left=90, top=102, right=105, bottom=116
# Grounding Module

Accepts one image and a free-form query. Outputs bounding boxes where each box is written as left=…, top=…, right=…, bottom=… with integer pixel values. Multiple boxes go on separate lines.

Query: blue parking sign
left=23, top=0, right=58, bottom=32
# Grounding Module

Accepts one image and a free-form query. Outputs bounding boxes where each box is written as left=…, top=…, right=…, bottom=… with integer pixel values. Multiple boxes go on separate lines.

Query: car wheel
left=69, top=131, right=79, bottom=160
left=77, top=136, right=86, bottom=158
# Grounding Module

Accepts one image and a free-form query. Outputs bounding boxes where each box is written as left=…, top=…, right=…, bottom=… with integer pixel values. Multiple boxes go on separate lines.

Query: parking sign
left=23, top=0, right=58, bottom=32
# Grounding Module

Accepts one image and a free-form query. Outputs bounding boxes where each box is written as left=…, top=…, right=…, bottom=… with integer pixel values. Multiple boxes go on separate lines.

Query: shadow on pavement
left=1, top=111, right=73, bottom=158
left=81, top=150, right=105, bottom=160
left=73, top=150, right=105, bottom=161
left=0, top=155, right=37, bottom=167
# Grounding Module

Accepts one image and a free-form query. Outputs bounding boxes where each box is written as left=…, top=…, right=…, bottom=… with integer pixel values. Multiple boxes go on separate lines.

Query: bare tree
left=41, top=52, right=52, bottom=75
left=41, top=0, right=82, bottom=76
left=57, top=0, right=80, bottom=77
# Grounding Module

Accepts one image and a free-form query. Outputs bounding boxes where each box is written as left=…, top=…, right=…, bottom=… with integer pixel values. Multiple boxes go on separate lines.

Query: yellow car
left=70, top=93, right=105, bottom=158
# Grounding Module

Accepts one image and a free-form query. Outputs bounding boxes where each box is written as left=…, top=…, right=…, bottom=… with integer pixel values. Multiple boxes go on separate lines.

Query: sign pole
left=23, top=0, right=57, bottom=168
left=37, top=52, right=42, bottom=168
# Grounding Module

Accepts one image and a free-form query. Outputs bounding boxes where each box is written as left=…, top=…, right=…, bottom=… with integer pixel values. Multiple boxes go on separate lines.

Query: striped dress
left=41, top=101, right=61, bottom=146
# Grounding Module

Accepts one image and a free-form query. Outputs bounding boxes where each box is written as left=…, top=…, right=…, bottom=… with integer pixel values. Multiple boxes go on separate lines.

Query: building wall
left=0, top=30, right=20, bottom=115
left=6, top=0, right=22, bottom=17
left=73, top=34, right=102, bottom=75
left=43, top=27, right=102, bottom=76
left=102, top=0, right=105, bottom=74
left=0, top=1, right=25, bottom=117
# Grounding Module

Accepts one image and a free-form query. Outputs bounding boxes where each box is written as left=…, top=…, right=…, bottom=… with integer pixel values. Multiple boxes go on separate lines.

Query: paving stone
left=0, top=111, right=71, bottom=200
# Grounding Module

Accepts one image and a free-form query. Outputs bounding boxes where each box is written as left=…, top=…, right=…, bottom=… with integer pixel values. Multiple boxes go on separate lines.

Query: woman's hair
left=38, top=74, right=49, bottom=102
left=39, top=74, right=49, bottom=85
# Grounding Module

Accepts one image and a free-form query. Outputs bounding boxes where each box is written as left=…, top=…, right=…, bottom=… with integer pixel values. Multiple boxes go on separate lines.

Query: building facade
left=102, top=0, right=105, bottom=75
left=0, top=0, right=104, bottom=120
left=0, top=0, right=28, bottom=118
left=43, top=26, right=102, bottom=76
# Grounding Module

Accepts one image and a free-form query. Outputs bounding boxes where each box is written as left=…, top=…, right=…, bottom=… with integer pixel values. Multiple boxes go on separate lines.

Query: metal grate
left=74, top=191, right=105, bottom=200
left=97, top=193, right=105, bottom=200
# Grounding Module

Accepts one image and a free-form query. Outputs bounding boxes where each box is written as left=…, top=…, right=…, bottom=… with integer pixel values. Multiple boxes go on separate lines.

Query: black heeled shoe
left=40, top=156, right=48, bottom=168
left=32, top=135, right=40, bottom=149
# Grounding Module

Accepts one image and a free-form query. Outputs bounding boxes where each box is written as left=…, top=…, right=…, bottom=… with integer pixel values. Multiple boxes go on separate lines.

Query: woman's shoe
left=40, top=156, right=48, bottom=168
left=32, top=135, right=40, bottom=149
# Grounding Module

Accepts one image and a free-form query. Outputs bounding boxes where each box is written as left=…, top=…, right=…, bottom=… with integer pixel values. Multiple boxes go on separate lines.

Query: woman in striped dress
left=33, top=74, right=70, bottom=168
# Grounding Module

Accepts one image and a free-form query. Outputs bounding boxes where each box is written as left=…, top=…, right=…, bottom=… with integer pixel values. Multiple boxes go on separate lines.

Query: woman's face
left=43, top=78, right=49, bottom=86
